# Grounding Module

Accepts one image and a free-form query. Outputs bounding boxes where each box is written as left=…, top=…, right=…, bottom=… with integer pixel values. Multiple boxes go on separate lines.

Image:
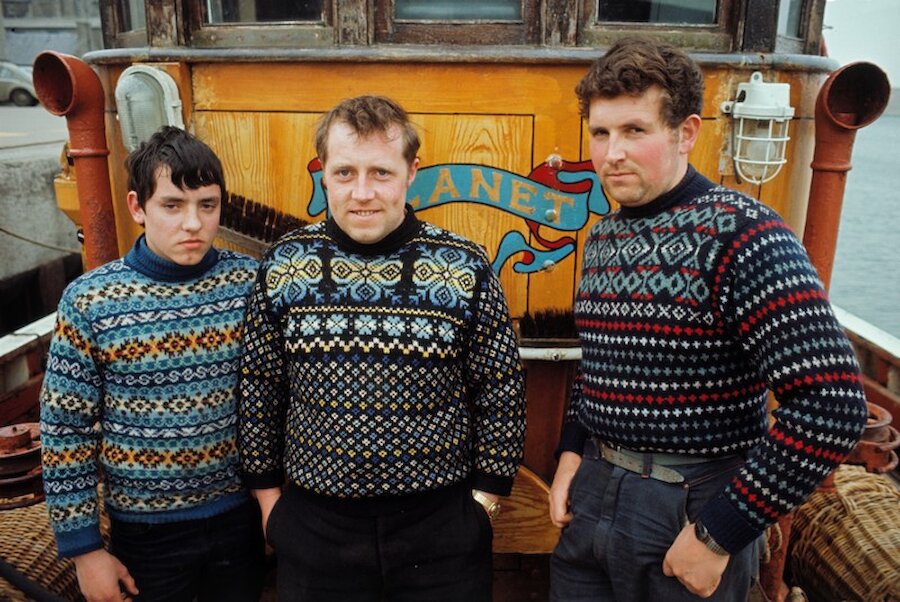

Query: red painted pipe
left=31, top=51, right=119, bottom=271
left=803, top=62, right=890, bottom=291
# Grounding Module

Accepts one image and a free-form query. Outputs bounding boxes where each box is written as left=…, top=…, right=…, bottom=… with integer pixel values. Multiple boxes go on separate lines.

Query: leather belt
left=594, top=439, right=721, bottom=484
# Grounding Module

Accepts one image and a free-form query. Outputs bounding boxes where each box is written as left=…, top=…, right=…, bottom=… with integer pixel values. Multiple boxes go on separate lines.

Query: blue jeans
left=109, top=500, right=265, bottom=602
left=551, top=442, right=761, bottom=601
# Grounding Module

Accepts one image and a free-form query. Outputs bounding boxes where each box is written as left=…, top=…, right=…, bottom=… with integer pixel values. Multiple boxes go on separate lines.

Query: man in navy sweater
left=238, top=95, right=526, bottom=601
left=548, top=37, right=867, bottom=601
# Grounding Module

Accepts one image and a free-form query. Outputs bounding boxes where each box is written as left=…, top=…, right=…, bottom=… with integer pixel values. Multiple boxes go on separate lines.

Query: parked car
left=0, top=61, right=38, bottom=106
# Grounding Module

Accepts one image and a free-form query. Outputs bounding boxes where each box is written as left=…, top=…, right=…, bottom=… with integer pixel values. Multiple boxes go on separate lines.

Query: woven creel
left=0, top=500, right=82, bottom=601
left=789, top=465, right=900, bottom=602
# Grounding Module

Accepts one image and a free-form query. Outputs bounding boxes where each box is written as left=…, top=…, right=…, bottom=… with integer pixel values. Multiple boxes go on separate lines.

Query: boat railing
left=0, top=313, right=55, bottom=426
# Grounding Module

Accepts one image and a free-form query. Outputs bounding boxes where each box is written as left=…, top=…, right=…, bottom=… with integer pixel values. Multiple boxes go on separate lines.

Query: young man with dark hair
left=238, top=95, right=527, bottom=601
left=549, top=37, right=867, bottom=600
left=41, top=126, right=265, bottom=602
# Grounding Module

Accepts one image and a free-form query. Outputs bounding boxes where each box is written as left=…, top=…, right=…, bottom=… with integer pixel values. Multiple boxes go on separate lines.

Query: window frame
left=578, top=0, right=740, bottom=53
left=373, top=0, right=541, bottom=45
left=185, top=0, right=337, bottom=48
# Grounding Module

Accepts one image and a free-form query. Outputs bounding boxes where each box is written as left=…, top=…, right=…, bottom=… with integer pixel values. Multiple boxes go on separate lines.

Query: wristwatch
left=694, top=521, right=729, bottom=556
left=472, top=490, right=501, bottom=520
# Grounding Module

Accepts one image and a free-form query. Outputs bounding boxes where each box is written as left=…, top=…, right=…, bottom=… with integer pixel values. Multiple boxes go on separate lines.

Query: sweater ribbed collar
left=124, top=234, right=219, bottom=282
left=617, top=165, right=715, bottom=219
left=325, top=205, right=422, bottom=256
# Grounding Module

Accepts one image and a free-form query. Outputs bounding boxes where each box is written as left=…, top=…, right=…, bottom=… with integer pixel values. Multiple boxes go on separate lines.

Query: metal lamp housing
left=724, top=72, right=795, bottom=185
left=115, top=65, right=185, bottom=152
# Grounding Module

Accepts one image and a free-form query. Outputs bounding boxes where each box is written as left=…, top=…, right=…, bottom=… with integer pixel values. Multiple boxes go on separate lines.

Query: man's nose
left=605, top=135, right=626, bottom=163
left=183, top=206, right=202, bottom=230
left=352, top=176, right=376, bottom=201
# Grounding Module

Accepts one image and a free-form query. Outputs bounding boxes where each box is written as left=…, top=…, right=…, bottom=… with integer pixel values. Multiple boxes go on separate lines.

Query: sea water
left=830, top=113, right=900, bottom=338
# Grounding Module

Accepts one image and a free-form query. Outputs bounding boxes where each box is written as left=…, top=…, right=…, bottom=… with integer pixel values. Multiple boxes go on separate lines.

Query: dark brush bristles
left=221, top=193, right=308, bottom=243
left=519, top=309, right=578, bottom=339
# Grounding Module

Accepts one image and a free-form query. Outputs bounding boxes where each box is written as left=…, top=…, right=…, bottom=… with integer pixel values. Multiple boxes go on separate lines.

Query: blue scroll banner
left=306, top=159, right=610, bottom=274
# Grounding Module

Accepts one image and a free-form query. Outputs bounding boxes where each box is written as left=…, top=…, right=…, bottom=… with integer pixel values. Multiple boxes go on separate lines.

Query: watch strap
left=694, top=521, right=729, bottom=556
left=472, top=490, right=501, bottom=520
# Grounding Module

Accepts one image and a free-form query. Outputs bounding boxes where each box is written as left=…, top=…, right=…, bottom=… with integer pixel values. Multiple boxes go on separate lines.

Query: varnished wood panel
left=493, top=466, right=561, bottom=554
left=192, top=63, right=584, bottom=116
left=192, top=111, right=317, bottom=222
left=413, top=114, right=534, bottom=315
left=92, top=61, right=822, bottom=319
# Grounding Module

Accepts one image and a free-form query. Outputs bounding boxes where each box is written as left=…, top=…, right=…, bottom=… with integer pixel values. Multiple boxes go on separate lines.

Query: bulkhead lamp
left=115, top=65, right=184, bottom=152
left=721, top=72, right=795, bottom=185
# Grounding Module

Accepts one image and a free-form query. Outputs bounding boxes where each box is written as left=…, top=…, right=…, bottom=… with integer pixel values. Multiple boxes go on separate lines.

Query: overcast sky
left=823, top=0, right=900, bottom=87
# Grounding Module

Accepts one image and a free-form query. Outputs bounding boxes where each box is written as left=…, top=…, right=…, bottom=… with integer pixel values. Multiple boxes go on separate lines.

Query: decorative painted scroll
left=306, top=158, right=610, bottom=273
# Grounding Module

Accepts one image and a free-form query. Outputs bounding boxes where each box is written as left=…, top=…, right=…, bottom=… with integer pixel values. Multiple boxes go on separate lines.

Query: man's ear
left=407, top=157, right=420, bottom=186
left=678, top=114, right=702, bottom=155
left=126, top=191, right=145, bottom=226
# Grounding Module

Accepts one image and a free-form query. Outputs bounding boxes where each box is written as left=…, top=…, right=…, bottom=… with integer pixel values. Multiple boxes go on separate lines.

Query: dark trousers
left=551, top=442, right=761, bottom=601
left=110, top=500, right=266, bottom=602
left=266, top=483, right=493, bottom=602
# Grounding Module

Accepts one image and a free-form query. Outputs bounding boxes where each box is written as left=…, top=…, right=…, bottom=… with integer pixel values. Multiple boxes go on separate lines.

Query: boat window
left=118, top=0, right=146, bottom=31
left=595, top=0, right=717, bottom=25
left=375, top=0, right=537, bottom=44
left=204, top=0, right=324, bottom=24
left=394, top=0, right=521, bottom=21
left=578, top=0, right=734, bottom=51
left=777, top=0, right=804, bottom=37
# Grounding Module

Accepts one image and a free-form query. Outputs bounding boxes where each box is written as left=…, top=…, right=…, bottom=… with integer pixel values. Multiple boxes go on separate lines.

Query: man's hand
left=73, top=548, right=138, bottom=602
left=253, top=487, right=282, bottom=552
left=549, top=451, right=582, bottom=528
left=662, top=523, right=730, bottom=598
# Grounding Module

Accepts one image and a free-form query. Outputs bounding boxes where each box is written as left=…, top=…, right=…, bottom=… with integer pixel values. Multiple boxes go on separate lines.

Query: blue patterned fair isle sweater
left=239, top=209, right=526, bottom=504
left=40, top=236, right=258, bottom=558
left=558, top=167, right=867, bottom=554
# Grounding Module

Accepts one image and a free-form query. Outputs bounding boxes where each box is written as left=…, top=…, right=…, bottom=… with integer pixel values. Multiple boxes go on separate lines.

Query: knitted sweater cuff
left=55, top=525, right=104, bottom=559
left=241, top=470, right=284, bottom=491
left=696, top=493, right=764, bottom=555
left=471, top=471, right=515, bottom=497
left=555, top=422, right=590, bottom=459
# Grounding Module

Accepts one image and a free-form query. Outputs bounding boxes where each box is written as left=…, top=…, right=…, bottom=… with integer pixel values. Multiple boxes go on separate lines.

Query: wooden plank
left=492, top=466, right=560, bottom=554
left=191, top=63, right=589, bottom=115
left=522, top=360, right=576, bottom=482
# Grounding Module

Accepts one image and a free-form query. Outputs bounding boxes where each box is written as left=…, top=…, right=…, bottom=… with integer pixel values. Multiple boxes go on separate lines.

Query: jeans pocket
left=683, top=462, right=743, bottom=523
left=469, top=494, right=494, bottom=535
left=265, top=495, right=284, bottom=548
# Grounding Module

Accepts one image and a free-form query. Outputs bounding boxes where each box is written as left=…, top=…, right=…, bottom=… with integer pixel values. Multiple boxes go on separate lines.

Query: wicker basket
left=790, top=465, right=900, bottom=602
left=0, top=500, right=83, bottom=600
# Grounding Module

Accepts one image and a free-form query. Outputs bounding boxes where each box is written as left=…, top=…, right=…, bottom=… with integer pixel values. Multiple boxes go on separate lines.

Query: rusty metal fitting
left=845, top=403, right=900, bottom=474
left=0, top=423, right=44, bottom=509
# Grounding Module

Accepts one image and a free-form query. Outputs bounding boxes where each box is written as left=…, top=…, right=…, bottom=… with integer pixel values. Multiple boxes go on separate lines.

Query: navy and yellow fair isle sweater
left=40, top=236, right=258, bottom=558
left=238, top=210, right=527, bottom=503
left=558, top=167, right=868, bottom=554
